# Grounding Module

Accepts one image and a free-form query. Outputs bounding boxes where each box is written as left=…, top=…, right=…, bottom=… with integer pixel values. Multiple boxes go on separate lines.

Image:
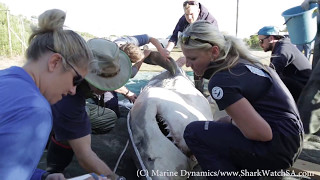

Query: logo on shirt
left=212, top=86, right=223, bottom=100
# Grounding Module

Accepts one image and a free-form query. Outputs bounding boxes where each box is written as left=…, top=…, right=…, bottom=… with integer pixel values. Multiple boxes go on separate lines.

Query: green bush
left=244, top=35, right=261, bottom=50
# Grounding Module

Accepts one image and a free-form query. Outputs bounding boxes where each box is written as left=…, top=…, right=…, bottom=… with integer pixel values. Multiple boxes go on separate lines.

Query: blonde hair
left=27, top=9, right=93, bottom=70
left=179, top=20, right=267, bottom=76
left=119, top=43, right=144, bottom=63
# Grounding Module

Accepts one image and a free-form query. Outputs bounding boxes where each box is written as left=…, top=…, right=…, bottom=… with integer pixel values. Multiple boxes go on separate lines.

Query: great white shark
left=127, top=57, right=213, bottom=180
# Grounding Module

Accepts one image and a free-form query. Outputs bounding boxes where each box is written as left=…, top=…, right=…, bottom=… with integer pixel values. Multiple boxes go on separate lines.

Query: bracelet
left=125, top=90, right=130, bottom=96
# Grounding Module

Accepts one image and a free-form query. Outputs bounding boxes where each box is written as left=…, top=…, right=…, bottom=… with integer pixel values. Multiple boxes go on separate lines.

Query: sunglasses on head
left=179, top=34, right=214, bottom=46
left=183, top=1, right=199, bottom=7
left=46, top=46, right=83, bottom=86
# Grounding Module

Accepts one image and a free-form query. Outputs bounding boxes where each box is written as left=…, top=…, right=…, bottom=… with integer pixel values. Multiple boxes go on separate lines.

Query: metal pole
left=236, top=0, right=239, bottom=37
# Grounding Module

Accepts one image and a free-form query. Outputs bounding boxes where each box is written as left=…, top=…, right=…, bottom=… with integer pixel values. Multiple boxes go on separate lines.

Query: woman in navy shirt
left=181, top=20, right=304, bottom=179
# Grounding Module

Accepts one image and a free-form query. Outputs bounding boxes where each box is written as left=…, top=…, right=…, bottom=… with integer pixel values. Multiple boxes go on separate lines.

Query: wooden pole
left=6, top=10, right=12, bottom=56
left=20, top=17, right=25, bottom=54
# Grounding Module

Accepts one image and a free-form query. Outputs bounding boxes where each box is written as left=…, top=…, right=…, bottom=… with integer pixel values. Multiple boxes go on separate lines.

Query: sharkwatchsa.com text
left=136, top=169, right=315, bottom=178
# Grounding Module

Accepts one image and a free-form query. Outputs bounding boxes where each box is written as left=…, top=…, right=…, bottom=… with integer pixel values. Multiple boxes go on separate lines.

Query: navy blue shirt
left=169, top=3, right=218, bottom=45
left=51, top=81, right=91, bottom=141
left=206, top=62, right=303, bottom=136
left=271, top=37, right=311, bottom=85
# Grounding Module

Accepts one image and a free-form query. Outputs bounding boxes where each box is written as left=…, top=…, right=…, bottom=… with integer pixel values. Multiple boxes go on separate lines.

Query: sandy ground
left=0, top=49, right=271, bottom=71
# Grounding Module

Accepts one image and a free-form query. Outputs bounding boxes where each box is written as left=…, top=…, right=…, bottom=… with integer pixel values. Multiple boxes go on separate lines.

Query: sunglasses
left=259, top=36, right=269, bottom=44
left=180, top=34, right=214, bottom=46
left=183, top=1, right=199, bottom=7
left=46, top=46, right=83, bottom=86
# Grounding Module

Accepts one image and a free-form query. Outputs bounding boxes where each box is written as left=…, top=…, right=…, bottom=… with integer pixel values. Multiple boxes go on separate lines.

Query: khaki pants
left=86, top=102, right=118, bottom=134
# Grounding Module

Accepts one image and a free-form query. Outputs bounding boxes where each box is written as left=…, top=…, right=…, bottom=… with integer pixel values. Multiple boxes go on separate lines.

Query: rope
left=113, top=139, right=129, bottom=173
left=126, top=112, right=152, bottom=180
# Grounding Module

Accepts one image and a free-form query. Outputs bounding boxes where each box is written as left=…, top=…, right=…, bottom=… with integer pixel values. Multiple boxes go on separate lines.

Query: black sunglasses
left=46, top=46, right=83, bottom=86
left=180, top=34, right=214, bottom=46
left=183, top=1, right=199, bottom=7
left=259, top=36, right=269, bottom=44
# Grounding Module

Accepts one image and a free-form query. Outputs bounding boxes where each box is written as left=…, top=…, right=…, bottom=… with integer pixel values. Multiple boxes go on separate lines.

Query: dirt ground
left=0, top=49, right=271, bottom=70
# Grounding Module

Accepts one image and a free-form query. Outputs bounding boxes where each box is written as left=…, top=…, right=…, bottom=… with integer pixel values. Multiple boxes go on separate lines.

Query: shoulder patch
left=211, top=86, right=223, bottom=100
left=245, top=65, right=271, bottom=79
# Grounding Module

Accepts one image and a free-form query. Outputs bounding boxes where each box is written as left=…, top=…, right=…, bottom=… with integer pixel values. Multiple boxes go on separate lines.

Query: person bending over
left=181, top=20, right=303, bottom=179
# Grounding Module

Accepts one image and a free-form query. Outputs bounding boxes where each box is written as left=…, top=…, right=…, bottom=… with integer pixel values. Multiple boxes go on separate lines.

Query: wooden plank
left=289, top=159, right=320, bottom=180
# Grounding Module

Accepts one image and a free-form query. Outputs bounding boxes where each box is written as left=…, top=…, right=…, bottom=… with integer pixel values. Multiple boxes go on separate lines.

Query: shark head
left=128, top=61, right=213, bottom=179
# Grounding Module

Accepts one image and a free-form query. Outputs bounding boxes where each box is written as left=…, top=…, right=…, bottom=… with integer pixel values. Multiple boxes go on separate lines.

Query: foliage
left=0, top=2, right=95, bottom=57
left=244, top=35, right=262, bottom=50
left=0, top=3, right=32, bottom=56
left=77, top=31, right=96, bottom=41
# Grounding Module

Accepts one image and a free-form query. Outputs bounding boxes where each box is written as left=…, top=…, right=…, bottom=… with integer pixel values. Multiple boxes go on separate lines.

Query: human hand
left=45, top=173, right=66, bottom=180
left=124, top=91, right=137, bottom=103
left=84, top=173, right=108, bottom=180
left=175, top=57, right=186, bottom=67
left=301, top=0, right=319, bottom=10
left=159, top=49, right=171, bottom=61
left=143, top=50, right=151, bottom=61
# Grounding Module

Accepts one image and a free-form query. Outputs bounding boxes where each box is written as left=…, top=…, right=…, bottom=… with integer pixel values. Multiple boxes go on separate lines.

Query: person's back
left=272, top=37, right=311, bottom=85
left=0, top=67, right=52, bottom=180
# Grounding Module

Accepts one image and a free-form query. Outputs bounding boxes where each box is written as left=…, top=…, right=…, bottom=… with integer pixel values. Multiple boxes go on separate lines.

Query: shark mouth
left=155, top=114, right=191, bottom=157
left=156, top=114, right=173, bottom=142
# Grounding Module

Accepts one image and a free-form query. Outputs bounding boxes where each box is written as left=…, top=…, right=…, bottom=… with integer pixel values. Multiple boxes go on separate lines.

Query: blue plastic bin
left=282, top=3, right=318, bottom=45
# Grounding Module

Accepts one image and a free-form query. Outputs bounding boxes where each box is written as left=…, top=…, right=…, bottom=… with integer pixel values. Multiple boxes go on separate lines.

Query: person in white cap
left=45, top=39, right=130, bottom=180
left=258, top=25, right=311, bottom=102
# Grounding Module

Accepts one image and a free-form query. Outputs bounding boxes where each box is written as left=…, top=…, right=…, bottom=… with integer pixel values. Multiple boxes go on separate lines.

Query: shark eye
left=148, top=157, right=155, bottom=162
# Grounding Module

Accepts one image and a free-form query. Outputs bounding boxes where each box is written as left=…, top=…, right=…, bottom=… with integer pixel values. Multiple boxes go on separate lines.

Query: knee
left=184, top=121, right=201, bottom=147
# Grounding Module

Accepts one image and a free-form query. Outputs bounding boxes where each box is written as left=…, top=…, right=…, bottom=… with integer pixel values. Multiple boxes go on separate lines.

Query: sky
left=0, top=0, right=304, bottom=39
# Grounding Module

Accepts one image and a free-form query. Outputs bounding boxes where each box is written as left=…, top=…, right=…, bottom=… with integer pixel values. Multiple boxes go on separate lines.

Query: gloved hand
left=301, top=0, right=319, bottom=10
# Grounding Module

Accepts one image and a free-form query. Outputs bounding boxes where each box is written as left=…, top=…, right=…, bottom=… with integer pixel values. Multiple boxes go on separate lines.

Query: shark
left=127, top=57, right=213, bottom=180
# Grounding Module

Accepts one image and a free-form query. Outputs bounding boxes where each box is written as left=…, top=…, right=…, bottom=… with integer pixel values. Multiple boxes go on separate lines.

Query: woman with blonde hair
left=0, top=9, right=95, bottom=180
left=181, top=20, right=303, bottom=179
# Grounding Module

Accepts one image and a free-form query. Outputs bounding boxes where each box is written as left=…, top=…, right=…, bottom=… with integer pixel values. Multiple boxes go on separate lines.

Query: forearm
left=115, top=86, right=131, bottom=96
left=150, top=37, right=164, bottom=50
left=226, top=98, right=273, bottom=141
left=150, top=37, right=170, bottom=59
left=132, top=61, right=144, bottom=72
left=166, top=41, right=176, bottom=52
left=77, top=151, right=114, bottom=177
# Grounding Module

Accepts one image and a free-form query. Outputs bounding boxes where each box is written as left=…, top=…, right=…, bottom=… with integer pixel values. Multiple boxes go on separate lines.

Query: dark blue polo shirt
left=206, top=62, right=303, bottom=136
left=51, top=81, right=91, bottom=141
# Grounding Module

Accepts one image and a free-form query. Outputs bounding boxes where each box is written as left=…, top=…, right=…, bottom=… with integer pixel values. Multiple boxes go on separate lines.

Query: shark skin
left=128, top=59, right=213, bottom=180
